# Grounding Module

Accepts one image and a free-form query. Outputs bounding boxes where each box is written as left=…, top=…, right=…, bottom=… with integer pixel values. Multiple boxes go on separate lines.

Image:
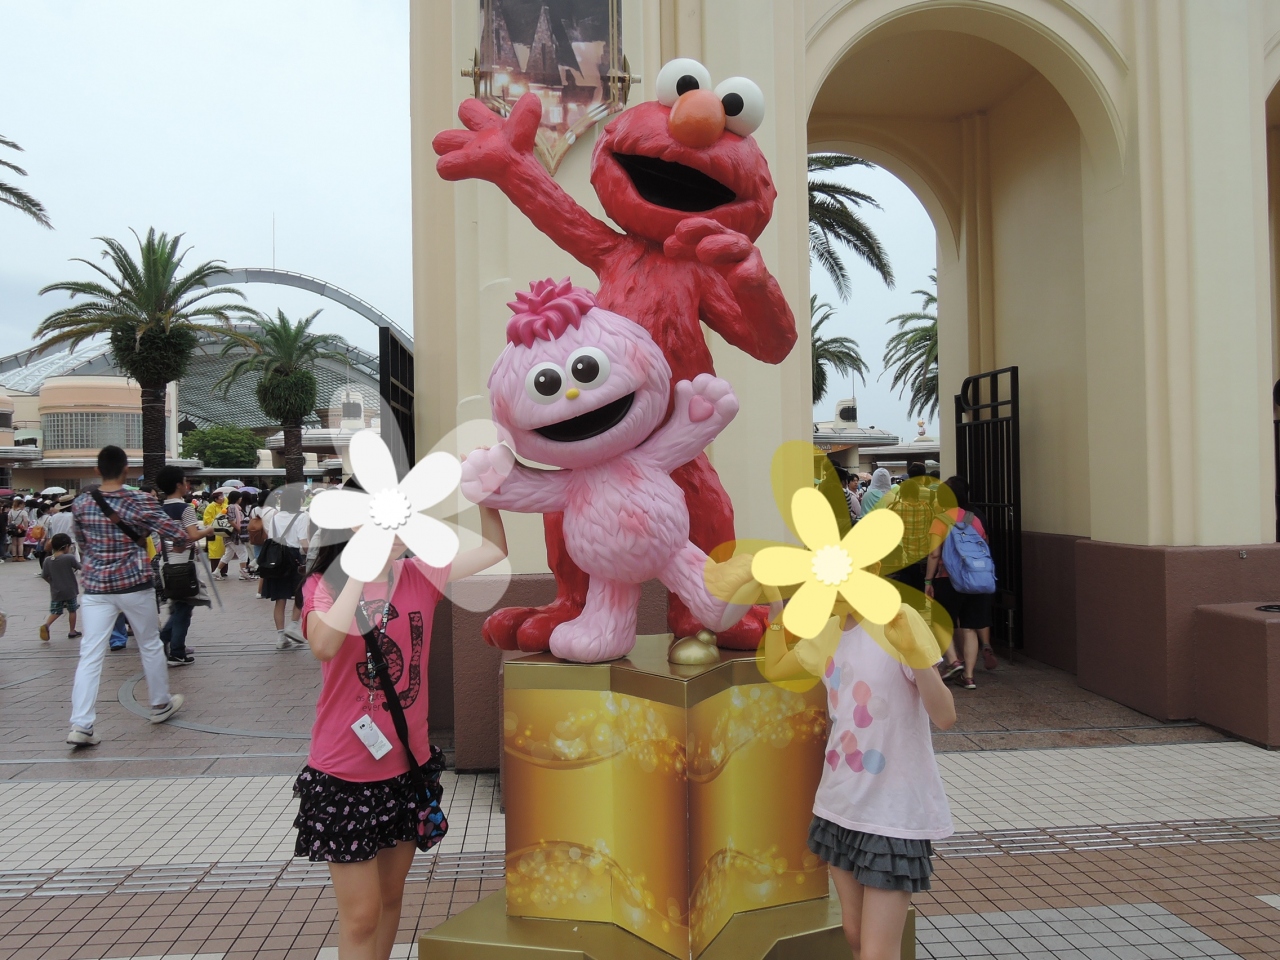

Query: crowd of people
left=832, top=460, right=999, bottom=691
left=8, top=462, right=357, bottom=661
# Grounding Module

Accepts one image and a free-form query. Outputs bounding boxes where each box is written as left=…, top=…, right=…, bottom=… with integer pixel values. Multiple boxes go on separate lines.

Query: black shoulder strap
left=355, top=602, right=423, bottom=777
left=89, top=488, right=147, bottom=545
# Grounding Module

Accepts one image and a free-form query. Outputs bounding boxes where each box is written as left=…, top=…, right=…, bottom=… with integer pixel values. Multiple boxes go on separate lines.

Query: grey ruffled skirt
left=807, top=816, right=934, bottom=892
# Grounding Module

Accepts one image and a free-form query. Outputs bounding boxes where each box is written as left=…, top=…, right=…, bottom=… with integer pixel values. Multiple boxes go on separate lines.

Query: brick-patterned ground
left=1, top=560, right=1276, bottom=959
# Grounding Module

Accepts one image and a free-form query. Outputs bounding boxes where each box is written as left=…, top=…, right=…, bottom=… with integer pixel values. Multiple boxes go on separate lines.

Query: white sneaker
left=149, top=693, right=185, bottom=724
left=276, top=632, right=291, bottom=650
left=66, top=727, right=100, bottom=746
left=283, top=621, right=305, bottom=644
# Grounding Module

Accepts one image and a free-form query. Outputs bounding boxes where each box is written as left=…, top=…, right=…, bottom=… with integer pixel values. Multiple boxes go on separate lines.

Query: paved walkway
left=1, top=562, right=1278, bottom=959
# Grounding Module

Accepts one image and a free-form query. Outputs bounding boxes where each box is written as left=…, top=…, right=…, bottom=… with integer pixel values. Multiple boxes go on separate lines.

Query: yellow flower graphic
left=751, top=487, right=904, bottom=639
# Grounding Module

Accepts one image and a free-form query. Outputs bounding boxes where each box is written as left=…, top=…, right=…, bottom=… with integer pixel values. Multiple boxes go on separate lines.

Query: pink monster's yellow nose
left=668, top=88, right=726, bottom=148
left=566, top=388, right=580, bottom=400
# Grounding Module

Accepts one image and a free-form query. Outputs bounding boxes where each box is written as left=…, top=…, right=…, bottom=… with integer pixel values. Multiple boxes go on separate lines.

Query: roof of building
left=812, top=420, right=901, bottom=447
left=0, top=331, right=382, bottom=432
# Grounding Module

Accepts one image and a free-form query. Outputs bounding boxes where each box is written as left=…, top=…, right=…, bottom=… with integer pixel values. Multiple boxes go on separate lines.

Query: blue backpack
left=942, top=511, right=997, bottom=594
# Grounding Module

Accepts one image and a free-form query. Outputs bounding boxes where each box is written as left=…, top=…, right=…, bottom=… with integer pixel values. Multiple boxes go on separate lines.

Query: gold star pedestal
left=420, top=635, right=915, bottom=959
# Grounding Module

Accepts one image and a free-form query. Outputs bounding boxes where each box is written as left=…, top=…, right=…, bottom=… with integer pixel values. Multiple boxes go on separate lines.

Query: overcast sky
left=0, top=0, right=938, bottom=440
left=0, top=0, right=410, bottom=359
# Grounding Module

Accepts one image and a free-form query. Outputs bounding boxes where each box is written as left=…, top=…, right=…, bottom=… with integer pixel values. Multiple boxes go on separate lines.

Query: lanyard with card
left=353, top=571, right=398, bottom=760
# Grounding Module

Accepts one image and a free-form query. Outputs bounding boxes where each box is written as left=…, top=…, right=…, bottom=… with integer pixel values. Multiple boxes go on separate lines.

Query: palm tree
left=36, top=229, right=258, bottom=483
left=1, top=134, right=51, bottom=228
left=882, top=273, right=939, bottom=419
left=215, top=310, right=350, bottom=484
left=809, top=154, right=893, bottom=300
left=811, top=296, right=869, bottom=405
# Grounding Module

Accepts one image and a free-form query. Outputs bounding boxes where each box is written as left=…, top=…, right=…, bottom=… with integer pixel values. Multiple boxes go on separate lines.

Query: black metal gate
left=954, top=366, right=1022, bottom=649
left=379, top=327, right=415, bottom=476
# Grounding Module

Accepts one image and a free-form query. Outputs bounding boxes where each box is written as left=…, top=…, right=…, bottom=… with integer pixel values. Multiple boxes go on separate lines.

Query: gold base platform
left=419, top=890, right=915, bottom=959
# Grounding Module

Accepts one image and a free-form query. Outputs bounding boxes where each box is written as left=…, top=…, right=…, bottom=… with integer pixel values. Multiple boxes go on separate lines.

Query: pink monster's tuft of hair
left=506, top=278, right=597, bottom=348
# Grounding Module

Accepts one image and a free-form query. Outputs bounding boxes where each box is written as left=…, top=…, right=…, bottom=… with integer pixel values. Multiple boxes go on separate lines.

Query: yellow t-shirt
left=203, top=501, right=226, bottom=559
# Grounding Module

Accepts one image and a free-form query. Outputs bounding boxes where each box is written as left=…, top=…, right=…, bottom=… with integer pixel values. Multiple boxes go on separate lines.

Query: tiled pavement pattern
left=0, top=773, right=503, bottom=870
left=917, top=903, right=1245, bottom=959
left=2, top=564, right=1280, bottom=958
left=916, top=842, right=1280, bottom=958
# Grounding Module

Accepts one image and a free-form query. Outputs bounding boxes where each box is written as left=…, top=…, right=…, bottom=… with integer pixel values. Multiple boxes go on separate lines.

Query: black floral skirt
left=808, top=816, right=934, bottom=892
left=293, top=745, right=449, bottom=863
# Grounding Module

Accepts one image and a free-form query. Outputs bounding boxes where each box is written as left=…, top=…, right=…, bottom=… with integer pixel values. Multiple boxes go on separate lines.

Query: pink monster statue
left=461, top=279, right=746, bottom=663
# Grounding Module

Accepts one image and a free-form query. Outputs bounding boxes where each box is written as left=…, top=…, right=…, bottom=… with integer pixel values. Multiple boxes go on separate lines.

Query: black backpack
left=258, top=513, right=301, bottom=578
left=158, top=538, right=201, bottom=601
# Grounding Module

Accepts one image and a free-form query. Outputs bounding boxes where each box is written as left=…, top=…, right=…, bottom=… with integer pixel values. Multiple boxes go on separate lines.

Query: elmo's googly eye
left=525, top=363, right=566, bottom=404
left=714, top=77, right=765, bottom=136
left=566, top=347, right=611, bottom=389
left=656, top=59, right=713, bottom=107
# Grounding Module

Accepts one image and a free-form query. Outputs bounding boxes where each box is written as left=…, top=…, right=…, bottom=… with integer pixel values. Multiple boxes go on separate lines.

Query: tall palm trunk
left=283, top=420, right=305, bottom=485
left=139, top=382, right=169, bottom=485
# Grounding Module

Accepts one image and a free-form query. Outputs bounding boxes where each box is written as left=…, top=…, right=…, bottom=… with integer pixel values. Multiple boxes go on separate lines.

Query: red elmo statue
left=434, top=58, right=797, bottom=652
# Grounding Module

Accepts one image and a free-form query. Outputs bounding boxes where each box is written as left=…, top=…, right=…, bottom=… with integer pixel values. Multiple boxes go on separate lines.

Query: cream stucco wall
left=988, top=73, right=1090, bottom=537
left=416, top=0, right=1280, bottom=556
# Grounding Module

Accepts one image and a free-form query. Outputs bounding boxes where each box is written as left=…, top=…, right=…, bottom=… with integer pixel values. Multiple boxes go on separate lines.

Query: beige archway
left=807, top=18, right=1122, bottom=545
left=807, top=0, right=1127, bottom=183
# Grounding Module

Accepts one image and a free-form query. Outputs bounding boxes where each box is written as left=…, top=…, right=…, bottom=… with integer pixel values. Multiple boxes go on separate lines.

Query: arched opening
left=808, top=5, right=1125, bottom=668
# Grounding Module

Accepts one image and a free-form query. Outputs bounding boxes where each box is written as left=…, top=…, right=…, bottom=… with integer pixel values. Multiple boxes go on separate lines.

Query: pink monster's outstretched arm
left=460, top=445, right=570, bottom=514
left=664, top=218, right=798, bottom=364
left=639, top=374, right=739, bottom=475
left=433, top=94, right=625, bottom=275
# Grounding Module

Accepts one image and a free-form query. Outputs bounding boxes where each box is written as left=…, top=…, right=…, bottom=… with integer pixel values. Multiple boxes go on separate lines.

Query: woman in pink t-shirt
left=294, top=494, right=506, bottom=960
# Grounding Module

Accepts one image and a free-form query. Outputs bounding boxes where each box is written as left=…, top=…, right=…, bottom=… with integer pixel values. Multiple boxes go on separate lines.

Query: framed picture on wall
left=472, top=0, right=631, bottom=173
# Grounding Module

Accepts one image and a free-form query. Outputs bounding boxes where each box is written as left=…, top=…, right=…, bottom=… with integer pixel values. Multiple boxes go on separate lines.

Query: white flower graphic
left=309, top=430, right=462, bottom=581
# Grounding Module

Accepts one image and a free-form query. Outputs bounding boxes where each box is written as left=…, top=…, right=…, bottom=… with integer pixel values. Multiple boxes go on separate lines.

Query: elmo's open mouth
left=613, top=153, right=737, bottom=212
left=535, top=393, right=635, bottom=443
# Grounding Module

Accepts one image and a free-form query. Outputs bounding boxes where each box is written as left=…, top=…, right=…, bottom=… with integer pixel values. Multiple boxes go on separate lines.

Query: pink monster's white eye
left=566, top=347, right=611, bottom=390
left=525, top=362, right=566, bottom=405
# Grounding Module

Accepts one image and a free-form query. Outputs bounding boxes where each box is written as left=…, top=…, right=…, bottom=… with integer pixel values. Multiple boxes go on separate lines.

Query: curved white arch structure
left=208, top=267, right=413, bottom=352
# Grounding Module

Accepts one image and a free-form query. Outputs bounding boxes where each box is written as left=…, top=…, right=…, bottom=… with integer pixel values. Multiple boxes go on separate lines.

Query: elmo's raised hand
left=433, top=93, right=541, bottom=183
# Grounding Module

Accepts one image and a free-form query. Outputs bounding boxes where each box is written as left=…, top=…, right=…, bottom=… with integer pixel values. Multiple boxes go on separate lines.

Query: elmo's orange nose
left=668, top=89, right=726, bottom=148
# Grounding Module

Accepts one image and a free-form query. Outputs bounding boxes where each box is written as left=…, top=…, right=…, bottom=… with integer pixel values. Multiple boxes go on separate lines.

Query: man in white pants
left=66, top=445, right=191, bottom=746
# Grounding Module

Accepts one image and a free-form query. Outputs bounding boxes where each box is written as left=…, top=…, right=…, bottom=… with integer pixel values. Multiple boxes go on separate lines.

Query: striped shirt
left=71, top=488, right=190, bottom=595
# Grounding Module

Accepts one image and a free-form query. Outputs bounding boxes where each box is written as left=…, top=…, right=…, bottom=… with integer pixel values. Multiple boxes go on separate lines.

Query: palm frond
left=0, top=181, right=51, bottom=228
left=880, top=276, right=939, bottom=418
left=808, top=179, right=882, bottom=210
left=807, top=154, right=874, bottom=174
left=809, top=297, right=868, bottom=403
left=0, top=134, right=50, bottom=228
left=808, top=227, right=851, bottom=300
left=213, top=308, right=350, bottom=397
left=807, top=157, right=894, bottom=295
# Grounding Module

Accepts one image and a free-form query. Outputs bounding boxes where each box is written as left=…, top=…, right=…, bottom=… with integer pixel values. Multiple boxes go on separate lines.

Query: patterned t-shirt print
left=824, top=659, right=888, bottom=775
left=356, top=601, right=426, bottom=711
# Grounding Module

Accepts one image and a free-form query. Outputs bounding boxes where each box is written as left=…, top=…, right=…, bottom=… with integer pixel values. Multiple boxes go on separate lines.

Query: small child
left=764, top=597, right=957, bottom=960
left=40, top=533, right=82, bottom=642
